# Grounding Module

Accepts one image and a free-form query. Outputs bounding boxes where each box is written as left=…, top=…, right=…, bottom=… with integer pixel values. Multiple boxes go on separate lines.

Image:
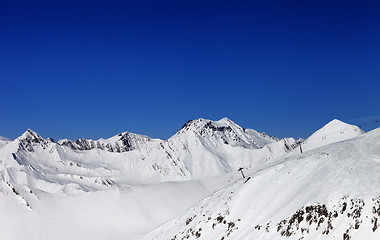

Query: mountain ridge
left=0, top=117, right=373, bottom=240
left=13, top=117, right=281, bottom=154
left=140, top=126, right=378, bottom=240
left=0, top=117, right=298, bottom=191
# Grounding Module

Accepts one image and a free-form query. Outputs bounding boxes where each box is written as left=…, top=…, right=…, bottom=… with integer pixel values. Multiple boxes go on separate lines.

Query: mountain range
left=0, top=117, right=377, bottom=240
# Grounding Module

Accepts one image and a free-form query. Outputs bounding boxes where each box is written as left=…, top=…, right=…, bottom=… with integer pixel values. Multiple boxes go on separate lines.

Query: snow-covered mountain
left=0, top=118, right=376, bottom=240
left=176, top=118, right=278, bottom=149
left=0, top=118, right=296, bottom=192
left=141, top=123, right=378, bottom=240
left=146, top=118, right=295, bottom=179
left=300, top=119, right=364, bottom=152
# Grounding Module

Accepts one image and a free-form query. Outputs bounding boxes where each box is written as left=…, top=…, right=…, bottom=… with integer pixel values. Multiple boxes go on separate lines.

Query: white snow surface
left=0, top=118, right=377, bottom=240
left=141, top=126, right=379, bottom=240
left=0, top=136, right=11, bottom=141
left=0, top=135, right=11, bottom=149
left=301, top=119, right=364, bottom=152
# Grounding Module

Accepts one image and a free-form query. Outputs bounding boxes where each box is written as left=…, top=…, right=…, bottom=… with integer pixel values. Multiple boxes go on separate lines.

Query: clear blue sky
left=1, top=0, right=379, bottom=140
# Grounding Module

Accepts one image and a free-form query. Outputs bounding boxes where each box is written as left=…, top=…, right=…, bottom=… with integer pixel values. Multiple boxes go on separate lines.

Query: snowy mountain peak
left=15, top=129, right=52, bottom=152
left=307, top=119, right=363, bottom=141
left=321, top=119, right=354, bottom=130
left=301, top=119, right=364, bottom=152
left=179, top=118, right=243, bottom=134
left=175, top=118, right=279, bottom=151
left=18, top=129, right=43, bottom=141
left=179, top=118, right=207, bottom=131
left=217, top=117, right=233, bottom=124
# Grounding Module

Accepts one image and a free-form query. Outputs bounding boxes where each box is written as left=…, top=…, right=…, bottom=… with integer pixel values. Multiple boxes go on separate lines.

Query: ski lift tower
left=298, top=140, right=303, bottom=153
left=238, top=167, right=245, bottom=178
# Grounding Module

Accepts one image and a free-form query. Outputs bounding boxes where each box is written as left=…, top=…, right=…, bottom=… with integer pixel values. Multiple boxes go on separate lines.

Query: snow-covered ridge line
left=58, top=131, right=159, bottom=153
left=15, top=117, right=280, bottom=153
left=1, top=118, right=364, bottom=188
left=140, top=126, right=378, bottom=240
left=0, top=117, right=297, bottom=190
left=175, top=118, right=278, bottom=149
left=0, top=118, right=373, bottom=240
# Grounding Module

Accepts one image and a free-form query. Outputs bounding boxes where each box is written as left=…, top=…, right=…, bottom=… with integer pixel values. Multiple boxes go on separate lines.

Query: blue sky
left=1, top=0, right=379, bottom=140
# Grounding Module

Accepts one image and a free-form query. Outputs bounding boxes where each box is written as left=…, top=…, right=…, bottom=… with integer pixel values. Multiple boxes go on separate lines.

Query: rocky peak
left=179, top=119, right=207, bottom=132
left=179, top=118, right=241, bottom=133
left=176, top=118, right=274, bottom=149
left=58, top=131, right=156, bottom=153
left=258, top=132, right=280, bottom=142
left=18, top=129, right=43, bottom=141
left=17, top=129, right=51, bottom=152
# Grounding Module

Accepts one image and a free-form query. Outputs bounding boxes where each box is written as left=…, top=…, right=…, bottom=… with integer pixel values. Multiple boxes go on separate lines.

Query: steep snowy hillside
left=141, top=127, right=380, bottom=240
left=145, top=118, right=296, bottom=178
left=245, top=129, right=279, bottom=146
left=176, top=118, right=278, bottom=149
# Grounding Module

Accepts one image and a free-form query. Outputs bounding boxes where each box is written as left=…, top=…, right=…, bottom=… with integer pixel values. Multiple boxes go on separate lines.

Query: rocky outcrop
left=58, top=132, right=156, bottom=152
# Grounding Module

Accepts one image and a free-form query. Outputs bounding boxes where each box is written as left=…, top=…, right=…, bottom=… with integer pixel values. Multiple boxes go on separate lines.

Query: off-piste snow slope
left=0, top=118, right=378, bottom=240
left=140, top=120, right=380, bottom=240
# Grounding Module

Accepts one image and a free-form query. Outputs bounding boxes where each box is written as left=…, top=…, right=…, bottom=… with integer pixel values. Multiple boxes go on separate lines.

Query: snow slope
left=148, top=118, right=296, bottom=179
left=0, top=136, right=11, bottom=141
left=0, top=135, right=11, bottom=149
left=141, top=126, right=379, bottom=240
left=0, top=178, right=222, bottom=240
left=0, top=118, right=372, bottom=240
left=301, top=119, right=364, bottom=152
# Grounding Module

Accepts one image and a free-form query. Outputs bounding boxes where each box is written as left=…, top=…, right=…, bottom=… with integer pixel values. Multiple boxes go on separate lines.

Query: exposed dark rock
left=256, top=196, right=380, bottom=239
left=17, top=129, right=50, bottom=152
left=58, top=132, right=151, bottom=153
